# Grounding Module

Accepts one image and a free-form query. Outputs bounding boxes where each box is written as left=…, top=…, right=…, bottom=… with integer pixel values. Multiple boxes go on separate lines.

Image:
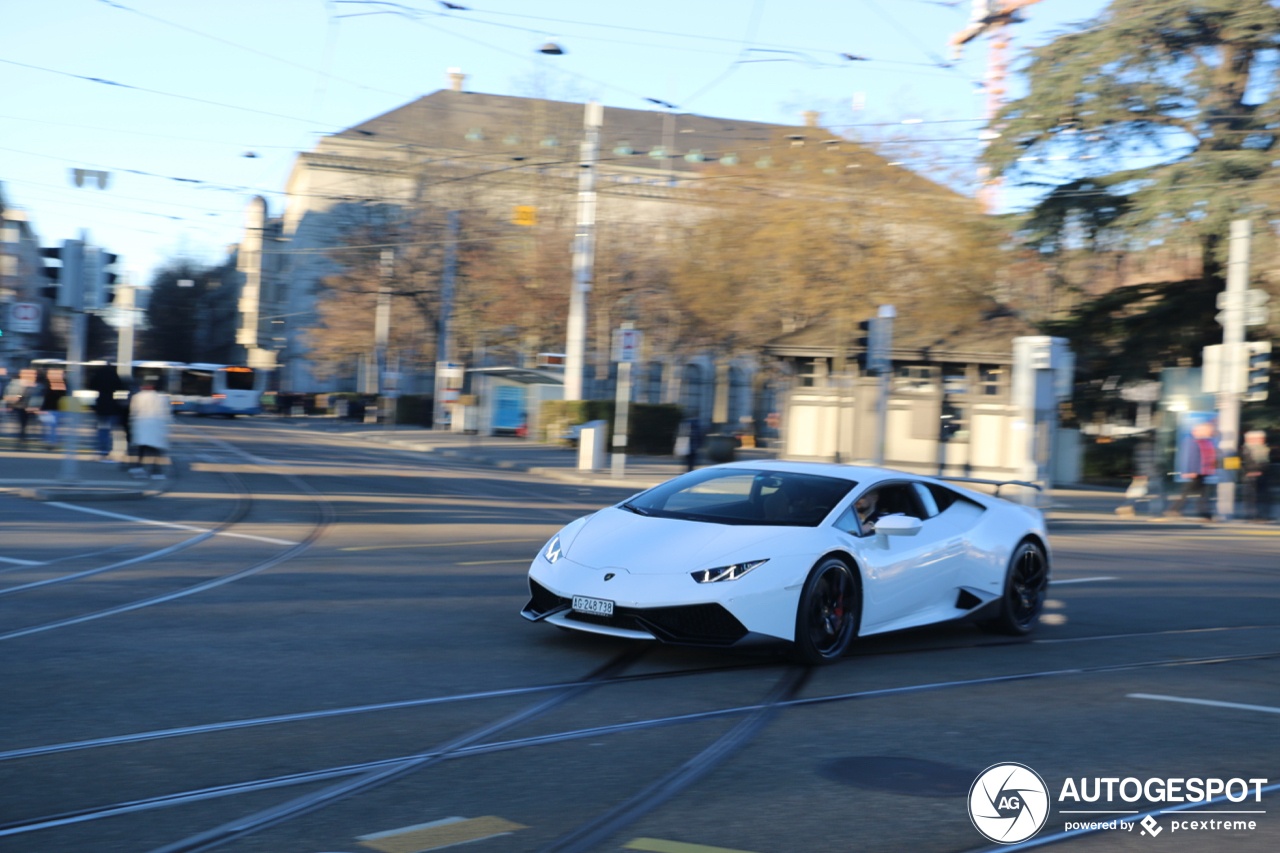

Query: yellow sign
left=513, top=205, right=537, bottom=226
left=1224, top=456, right=1241, bottom=470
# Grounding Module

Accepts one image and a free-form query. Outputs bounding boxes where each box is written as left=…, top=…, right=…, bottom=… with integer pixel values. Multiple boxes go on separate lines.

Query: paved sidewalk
left=0, top=431, right=166, bottom=500
left=344, top=424, right=777, bottom=489
left=266, top=419, right=776, bottom=489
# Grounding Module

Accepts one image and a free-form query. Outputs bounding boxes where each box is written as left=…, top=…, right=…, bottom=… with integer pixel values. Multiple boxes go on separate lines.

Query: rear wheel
left=981, top=540, right=1048, bottom=636
left=792, top=558, right=860, bottom=665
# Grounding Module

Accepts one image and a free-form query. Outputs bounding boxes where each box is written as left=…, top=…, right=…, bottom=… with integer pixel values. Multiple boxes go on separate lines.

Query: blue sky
left=1, top=0, right=1110, bottom=284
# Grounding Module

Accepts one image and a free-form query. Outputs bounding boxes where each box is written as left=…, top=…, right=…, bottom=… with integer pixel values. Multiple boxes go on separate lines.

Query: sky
left=1, top=0, right=1112, bottom=286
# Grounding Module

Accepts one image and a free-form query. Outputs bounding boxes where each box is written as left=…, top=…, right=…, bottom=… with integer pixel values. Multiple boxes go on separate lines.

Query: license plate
left=572, top=595, right=614, bottom=617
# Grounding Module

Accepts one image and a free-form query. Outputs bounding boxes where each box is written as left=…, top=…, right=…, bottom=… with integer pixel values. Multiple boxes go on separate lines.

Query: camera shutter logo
left=968, top=763, right=1050, bottom=844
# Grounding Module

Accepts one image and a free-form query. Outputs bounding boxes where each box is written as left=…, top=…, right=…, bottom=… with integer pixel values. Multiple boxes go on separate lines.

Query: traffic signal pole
left=565, top=101, right=603, bottom=401
left=1215, top=219, right=1251, bottom=519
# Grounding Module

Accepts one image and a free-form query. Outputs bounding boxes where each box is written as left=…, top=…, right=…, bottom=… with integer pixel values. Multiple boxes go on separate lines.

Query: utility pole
left=116, top=279, right=135, bottom=380
left=611, top=323, right=640, bottom=479
left=59, top=233, right=88, bottom=482
left=565, top=100, right=603, bottom=401
left=433, top=211, right=460, bottom=429
left=375, top=248, right=393, bottom=425
left=1215, top=219, right=1251, bottom=520
left=871, top=304, right=895, bottom=466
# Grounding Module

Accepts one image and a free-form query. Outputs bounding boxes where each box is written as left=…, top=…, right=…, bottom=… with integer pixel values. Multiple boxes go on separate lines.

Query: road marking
left=0, top=556, right=43, bottom=566
left=340, top=538, right=542, bottom=552
left=357, top=816, right=526, bottom=852
left=46, top=501, right=298, bottom=546
left=625, top=839, right=764, bottom=853
left=457, top=559, right=530, bottom=565
left=1050, top=576, right=1117, bottom=585
left=1128, top=693, right=1280, bottom=715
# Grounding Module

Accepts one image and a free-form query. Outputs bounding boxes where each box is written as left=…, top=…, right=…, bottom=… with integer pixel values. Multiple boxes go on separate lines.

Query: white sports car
left=521, top=461, right=1051, bottom=664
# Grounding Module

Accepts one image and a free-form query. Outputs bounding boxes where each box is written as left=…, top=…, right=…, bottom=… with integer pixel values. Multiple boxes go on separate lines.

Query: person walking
left=2, top=369, right=27, bottom=437
left=41, top=370, right=67, bottom=448
left=1168, top=421, right=1217, bottom=519
left=1242, top=430, right=1273, bottom=522
left=16, top=370, right=47, bottom=443
left=128, top=376, right=171, bottom=480
left=675, top=416, right=704, bottom=472
left=89, top=365, right=126, bottom=462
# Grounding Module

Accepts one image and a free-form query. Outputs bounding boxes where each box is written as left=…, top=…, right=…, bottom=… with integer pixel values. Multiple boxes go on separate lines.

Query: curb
left=365, top=436, right=674, bottom=489
left=19, top=486, right=154, bottom=502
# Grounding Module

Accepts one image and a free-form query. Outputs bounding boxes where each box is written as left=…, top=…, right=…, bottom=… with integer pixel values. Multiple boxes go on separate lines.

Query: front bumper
left=521, top=578, right=751, bottom=646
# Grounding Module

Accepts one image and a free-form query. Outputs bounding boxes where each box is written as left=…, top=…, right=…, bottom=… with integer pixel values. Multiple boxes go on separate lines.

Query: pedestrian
left=89, top=365, right=126, bottom=462
left=41, top=370, right=67, bottom=447
left=1242, top=430, right=1273, bottom=522
left=128, top=376, right=171, bottom=480
left=2, top=369, right=27, bottom=437
left=1116, top=435, right=1157, bottom=517
left=16, top=370, right=47, bottom=443
left=1168, top=421, right=1217, bottom=519
left=676, top=416, right=704, bottom=472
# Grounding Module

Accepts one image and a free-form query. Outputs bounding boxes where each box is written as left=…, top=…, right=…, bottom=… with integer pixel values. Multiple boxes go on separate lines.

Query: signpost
left=9, top=302, right=41, bottom=334
left=610, top=323, right=641, bottom=479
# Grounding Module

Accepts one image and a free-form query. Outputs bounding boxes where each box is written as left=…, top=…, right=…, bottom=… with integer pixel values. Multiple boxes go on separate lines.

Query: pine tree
left=983, top=0, right=1280, bottom=415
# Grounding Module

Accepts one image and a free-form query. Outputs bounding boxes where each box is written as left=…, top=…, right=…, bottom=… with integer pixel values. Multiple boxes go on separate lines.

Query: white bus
left=30, top=360, right=268, bottom=417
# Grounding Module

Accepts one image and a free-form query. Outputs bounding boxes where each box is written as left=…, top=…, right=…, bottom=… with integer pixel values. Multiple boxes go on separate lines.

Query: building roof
left=330, top=90, right=870, bottom=175
left=765, top=309, right=1038, bottom=364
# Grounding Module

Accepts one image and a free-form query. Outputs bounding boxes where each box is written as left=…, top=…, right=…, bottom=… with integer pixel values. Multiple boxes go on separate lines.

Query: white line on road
left=46, top=501, right=298, bottom=546
left=1128, top=693, right=1280, bottom=715
left=1050, top=576, right=1117, bottom=585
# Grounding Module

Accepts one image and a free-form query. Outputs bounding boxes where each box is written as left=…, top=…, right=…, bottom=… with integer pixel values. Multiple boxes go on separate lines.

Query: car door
left=838, top=481, right=959, bottom=633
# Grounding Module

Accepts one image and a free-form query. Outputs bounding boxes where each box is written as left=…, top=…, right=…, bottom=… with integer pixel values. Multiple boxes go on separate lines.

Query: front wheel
left=981, top=540, right=1049, bottom=636
left=793, top=558, right=860, bottom=665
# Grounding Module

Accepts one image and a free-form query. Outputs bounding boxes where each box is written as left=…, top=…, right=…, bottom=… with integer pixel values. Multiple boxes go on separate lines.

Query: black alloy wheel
left=793, top=558, right=860, bottom=665
left=982, top=540, right=1049, bottom=636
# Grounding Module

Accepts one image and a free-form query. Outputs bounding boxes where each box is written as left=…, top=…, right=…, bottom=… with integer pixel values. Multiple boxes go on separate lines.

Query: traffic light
left=940, top=400, right=962, bottom=440
left=1245, top=341, right=1272, bottom=402
left=855, top=320, right=872, bottom=372
left=84, top=249, right=119, bottom=310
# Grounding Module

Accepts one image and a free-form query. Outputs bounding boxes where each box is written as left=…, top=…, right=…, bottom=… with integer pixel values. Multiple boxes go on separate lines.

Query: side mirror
left=874, top=515, right=923, bottom=536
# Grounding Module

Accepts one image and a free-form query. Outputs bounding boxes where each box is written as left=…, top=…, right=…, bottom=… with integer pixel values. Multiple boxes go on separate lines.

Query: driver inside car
left=855, top=490, right=884, bottom=535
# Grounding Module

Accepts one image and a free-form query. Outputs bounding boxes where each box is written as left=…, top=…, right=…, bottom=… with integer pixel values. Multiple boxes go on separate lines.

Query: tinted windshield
left=624, top=468, right=855, bottom=527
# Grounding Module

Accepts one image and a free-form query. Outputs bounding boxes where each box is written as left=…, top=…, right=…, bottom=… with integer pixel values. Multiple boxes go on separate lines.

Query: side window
left=912, top=483, right=940, bottom=518
left=834, top=504, right=861, bottom=534
left=926, top=483, right=980, bottom=514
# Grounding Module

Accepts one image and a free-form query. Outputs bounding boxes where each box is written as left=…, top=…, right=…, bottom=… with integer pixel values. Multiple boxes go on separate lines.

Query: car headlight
left=691, top=559, right=768, bottom=583
left=544, top=534, right=563, bottom=564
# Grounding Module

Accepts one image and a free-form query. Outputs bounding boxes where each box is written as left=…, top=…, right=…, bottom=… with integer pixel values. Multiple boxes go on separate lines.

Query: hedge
left=540, top=400, right=684, bottom=455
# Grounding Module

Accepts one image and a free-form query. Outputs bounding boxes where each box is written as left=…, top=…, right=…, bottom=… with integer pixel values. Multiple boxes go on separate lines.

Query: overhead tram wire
left=94, top=0, right=415, bottom=101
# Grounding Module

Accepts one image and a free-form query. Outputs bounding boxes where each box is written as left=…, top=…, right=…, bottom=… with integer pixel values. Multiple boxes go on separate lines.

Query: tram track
left=4, top=648, right=1278, bottom=842
left=2, top=621, right=1278, bottom=765
left=0, top=427, right=332, bottom=641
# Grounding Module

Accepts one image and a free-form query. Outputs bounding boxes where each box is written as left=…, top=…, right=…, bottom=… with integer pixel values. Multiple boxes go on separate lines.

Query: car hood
left=566, top=507, right=801, bottom=574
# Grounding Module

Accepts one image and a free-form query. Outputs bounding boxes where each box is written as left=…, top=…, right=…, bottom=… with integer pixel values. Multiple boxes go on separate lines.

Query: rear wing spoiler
left=936, top=476, right=1042, bottom=497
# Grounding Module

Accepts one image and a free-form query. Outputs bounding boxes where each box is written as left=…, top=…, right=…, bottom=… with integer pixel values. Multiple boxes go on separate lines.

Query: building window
left=942, top=370, right=969, bottom=396
left=894, top=365, right=936, bottom=393
left=979, top=365, right=1005, bottom=396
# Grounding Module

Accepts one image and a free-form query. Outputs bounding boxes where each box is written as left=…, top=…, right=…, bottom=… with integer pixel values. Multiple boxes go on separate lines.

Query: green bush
left=1082, top=436, right=1138, bottom=485
left=539, top=400, right=684, bottom=455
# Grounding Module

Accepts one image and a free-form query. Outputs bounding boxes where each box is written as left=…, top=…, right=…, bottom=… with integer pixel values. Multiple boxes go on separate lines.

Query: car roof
left=715, top=460, right=911, bottom=484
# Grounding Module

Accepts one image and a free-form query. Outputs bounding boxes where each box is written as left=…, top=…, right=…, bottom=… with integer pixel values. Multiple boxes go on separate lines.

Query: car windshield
left=623, top=468, right=856, bottom=527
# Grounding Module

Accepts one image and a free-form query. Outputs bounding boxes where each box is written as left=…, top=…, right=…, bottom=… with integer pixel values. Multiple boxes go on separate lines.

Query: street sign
left=1217, top=289, right=1271, bottom=327
left=9, top=301, right=41, bottom=333
left=612, top=327, right=642, bottom=363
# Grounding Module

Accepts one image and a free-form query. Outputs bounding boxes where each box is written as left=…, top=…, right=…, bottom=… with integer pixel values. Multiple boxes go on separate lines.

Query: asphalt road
left=1, top=419, right=1277, bottom=853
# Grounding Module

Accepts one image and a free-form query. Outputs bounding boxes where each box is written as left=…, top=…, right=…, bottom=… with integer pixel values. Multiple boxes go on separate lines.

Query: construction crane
left=950, top=0, right=1046, bottom=211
